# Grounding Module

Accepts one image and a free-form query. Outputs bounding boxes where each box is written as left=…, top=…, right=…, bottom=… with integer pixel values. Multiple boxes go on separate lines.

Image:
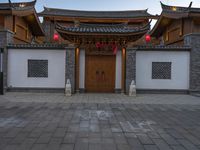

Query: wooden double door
left=85, top=55, right=116, bottom=93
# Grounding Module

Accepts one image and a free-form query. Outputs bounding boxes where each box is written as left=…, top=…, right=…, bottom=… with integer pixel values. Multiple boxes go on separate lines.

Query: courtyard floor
left=0, top=93, right=200, bottom=150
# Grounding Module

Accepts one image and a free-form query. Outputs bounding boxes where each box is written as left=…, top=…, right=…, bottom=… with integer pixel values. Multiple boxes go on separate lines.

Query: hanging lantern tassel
left=96, top=42, right=101, bottom=48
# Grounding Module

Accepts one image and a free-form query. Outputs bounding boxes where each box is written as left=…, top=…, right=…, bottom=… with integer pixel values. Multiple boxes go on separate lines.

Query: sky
left=2, top=0, right=200, bottom=27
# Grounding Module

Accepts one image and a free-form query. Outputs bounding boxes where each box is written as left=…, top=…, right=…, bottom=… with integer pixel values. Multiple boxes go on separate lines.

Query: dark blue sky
left=3, top=0, right=200, bottom=15
left=2, top=0, right=200, bottom=27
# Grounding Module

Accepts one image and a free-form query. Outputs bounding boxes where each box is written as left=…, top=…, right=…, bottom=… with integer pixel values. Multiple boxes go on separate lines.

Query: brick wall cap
left=184, top=33, right=200, bottom=38
left=7, top=43, right=75, bottom=50
left=136, top=45, right=191, bottom=51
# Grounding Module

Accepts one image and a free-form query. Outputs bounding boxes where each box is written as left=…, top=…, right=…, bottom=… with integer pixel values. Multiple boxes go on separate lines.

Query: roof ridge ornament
left=44, top=6, right=50, bottom=11
left=8, top=0, right=13, bottom=8
left=188, top=2, right=193, bottom=8
left=160, top=1, right=165, bottom=8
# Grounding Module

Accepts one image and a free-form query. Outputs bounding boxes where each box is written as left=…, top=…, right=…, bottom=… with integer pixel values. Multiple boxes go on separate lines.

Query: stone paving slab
left=0, top=92, right=200, bottom=104
left=0, top=93, right=200, bottom=149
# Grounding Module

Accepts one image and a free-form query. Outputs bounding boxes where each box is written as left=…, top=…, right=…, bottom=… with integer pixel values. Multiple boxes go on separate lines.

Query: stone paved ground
left=0, top=93, right=200, bottom=150
left=1, top=92, right=200, bottom=104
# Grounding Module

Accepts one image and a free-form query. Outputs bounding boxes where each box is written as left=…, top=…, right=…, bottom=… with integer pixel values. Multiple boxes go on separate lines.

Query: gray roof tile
left=56, top=23, right=150, bottom=34
left=161, top=1, right=200, bottom=14
left=39, top=7, right=152, bottom=18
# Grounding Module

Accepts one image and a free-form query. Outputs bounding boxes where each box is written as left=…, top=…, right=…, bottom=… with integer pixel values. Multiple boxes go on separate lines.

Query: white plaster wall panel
left=136, top=51, right=190, bottom=89
left=115, top=50, right=122, bottom=89
left=79, top=49, right=85, bottom=89
left=8, top=49, right=66, bottom=88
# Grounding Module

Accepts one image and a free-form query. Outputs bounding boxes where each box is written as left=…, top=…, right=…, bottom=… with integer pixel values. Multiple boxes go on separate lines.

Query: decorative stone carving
left=65, top=79, right=72, bottom=96
left=129, top=80, right=136, bottom=96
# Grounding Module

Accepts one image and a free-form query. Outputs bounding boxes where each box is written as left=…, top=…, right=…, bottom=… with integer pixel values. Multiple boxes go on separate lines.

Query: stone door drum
left=85, top=55, right=116, bottom=92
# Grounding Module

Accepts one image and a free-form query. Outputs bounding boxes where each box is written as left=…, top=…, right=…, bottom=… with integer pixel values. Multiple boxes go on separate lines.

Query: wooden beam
left=12, top=16, right=16, bottom=33
left=43, top=16, right=150, bottom=23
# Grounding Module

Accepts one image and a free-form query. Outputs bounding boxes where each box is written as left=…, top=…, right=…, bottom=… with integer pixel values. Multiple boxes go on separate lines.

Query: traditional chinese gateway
left=39, top=6, right=154, bottom=93
left=0, top=0, right=200, bottom=95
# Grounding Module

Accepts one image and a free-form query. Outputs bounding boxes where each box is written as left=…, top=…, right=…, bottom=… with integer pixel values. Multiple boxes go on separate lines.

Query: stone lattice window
left=152, top=62, right=171, bottom=79
left=28, top=60, right=48, bottom=78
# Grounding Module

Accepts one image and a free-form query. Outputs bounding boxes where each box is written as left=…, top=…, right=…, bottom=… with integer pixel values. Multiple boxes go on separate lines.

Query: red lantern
left=53, top=33, right=59, bottom=41
left=145, top=34, right=151, bottom=43
left=96, top=42, right=101, bottom=48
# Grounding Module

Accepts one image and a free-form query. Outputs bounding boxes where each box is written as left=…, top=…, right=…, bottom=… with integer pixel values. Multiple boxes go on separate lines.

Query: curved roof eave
left=0, top=0, right=44, bottom=36
left=149, top=12, right=166, bottom=37
left=150, top=1, right=196, bottom=38
left=55, top=22, right=150, bottom=36
left=38, top=6, right=155, bottom=19
left=0, top=0, right=36, bottom=10
left=32, top=9, right=45, bottom=36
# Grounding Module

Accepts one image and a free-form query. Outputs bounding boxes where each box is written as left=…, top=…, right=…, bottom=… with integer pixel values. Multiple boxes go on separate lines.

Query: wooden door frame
left=121, top=48, right=126, bottom=93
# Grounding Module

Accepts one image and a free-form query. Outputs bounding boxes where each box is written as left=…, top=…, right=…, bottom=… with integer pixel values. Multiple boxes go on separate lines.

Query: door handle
left=101, top=71, right=105, bottom=81
left=96, top=70, right=100, bottom=81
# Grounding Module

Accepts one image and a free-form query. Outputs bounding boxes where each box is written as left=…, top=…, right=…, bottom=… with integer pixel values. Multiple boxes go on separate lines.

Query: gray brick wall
left=65, top=48, right=75, bottom=93
left=184, top=34, right=200, bottom=94
left=125, top=48, right=136, bottom=94
left=43, top=20, right=51, bottom=42
left=0, top=30, right=14, bottom=94
left=0, top=30, right=14, bottom=47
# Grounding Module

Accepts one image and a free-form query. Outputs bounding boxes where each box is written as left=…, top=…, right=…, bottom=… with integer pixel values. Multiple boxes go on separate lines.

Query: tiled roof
left=39, top=7, right=153, bottom=19
left=56, top=23, right=150, bottom=35
left=0, top=0, right=44, bottom=36
left=0, top=0, right=36, bottom=10
left=161, top=2, right=200, bottom=14
left=150, top=2, right=200, bottom=37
